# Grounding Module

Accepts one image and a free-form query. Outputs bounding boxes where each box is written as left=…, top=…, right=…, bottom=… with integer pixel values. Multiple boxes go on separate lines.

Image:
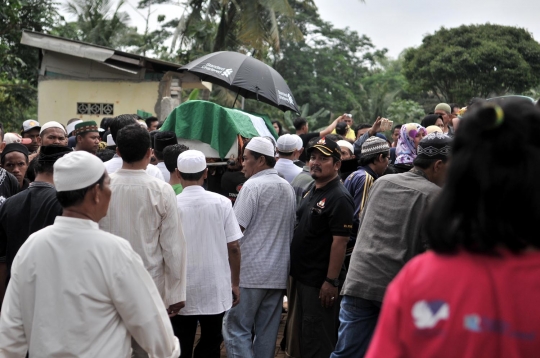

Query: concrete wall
left=37, top=79, right=159, bottom=125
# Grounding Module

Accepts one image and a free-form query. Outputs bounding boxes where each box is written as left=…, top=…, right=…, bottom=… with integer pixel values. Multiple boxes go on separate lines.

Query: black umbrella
left=179, top=51, right=299, bottom=113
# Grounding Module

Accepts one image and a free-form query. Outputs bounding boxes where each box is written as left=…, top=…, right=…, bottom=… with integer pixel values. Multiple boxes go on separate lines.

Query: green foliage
left=52, top=0, right=141, bottom=49
left=282, top=103, right=330, bottom=132
left=0, top=0, right=58, bottom=127
left=403, top=24, right=540, bottom=104
left=386, top=99, right=425, bottom=125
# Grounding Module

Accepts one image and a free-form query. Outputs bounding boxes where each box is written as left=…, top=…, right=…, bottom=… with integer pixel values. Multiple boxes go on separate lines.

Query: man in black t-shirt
left=221, top=157, right=246, bottom=205
left=286, top=137, right=354, bottom=358
left=0, top=146, right=72, bottom=307
left=294, top=116, right=342, bottom=163
left=0, top=168, right=19, bottom=206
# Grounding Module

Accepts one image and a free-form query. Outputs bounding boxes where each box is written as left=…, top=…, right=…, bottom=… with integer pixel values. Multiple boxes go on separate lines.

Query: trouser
left=222, top=287, right=284, bottom=358
left=286, top=278, right=341, bottom=358
left=330, top=295, right=381, bottom=358
left=170, top=312, right=225, bottom=358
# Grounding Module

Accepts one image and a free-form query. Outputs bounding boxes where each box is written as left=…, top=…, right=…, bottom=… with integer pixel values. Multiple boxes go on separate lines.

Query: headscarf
left=395, top=123, right=426, bottom=165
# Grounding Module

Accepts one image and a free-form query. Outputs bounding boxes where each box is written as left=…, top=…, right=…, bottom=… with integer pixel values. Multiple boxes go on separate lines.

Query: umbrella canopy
left=179, top=51, right=300, bottom=113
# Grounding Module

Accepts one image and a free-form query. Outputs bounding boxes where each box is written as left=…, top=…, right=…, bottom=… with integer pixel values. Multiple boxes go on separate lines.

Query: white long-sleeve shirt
left=0, top=216, right=180, bottom=358
left=99, top=169, right=186, bottom=306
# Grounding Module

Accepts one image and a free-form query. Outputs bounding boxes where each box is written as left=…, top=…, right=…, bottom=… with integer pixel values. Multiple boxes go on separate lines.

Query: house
left=20, top=30, right=211, bottom=125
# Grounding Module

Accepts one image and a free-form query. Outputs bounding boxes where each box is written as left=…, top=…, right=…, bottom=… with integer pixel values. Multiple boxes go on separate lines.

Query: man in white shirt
left=104, top=114, right=164, bottom=180
left=173, top=150, right=242, bottom=358
left=99, top=124, right=186, bottom=358
left=223, top=137, right=296, bottom=358
left=153, top=131, right=178, bottom=183
left=0, top=151, right=180, bottom=358
left=275, top=134, right=302, bottom=183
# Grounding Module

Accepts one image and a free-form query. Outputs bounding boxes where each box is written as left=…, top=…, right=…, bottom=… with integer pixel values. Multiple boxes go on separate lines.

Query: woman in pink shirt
left=366, top=99, right=540, bottom=358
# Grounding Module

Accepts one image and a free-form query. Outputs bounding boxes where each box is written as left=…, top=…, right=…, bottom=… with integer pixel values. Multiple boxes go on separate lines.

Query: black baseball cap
left=307, top=137, right=341, bottom=160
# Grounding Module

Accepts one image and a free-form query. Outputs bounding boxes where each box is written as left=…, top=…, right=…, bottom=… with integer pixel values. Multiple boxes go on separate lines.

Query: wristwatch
left=325, top=277, right=340, bottom=287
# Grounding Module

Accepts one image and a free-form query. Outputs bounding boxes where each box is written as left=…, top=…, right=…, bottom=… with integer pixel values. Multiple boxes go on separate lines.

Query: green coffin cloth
left=137, top=109, right=154, bottom=119
left=161, top=100, right=262, bottom=158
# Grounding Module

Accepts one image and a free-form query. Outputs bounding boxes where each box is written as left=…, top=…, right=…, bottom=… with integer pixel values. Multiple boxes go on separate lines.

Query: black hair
left=272, top=120, right=283, bottom=136
left=425, top=99, right=540, bottom=254
left=355, top=123, right=372, bottom=133
left=412, top=156, right=447, bottom=169
left=420, top=114, right=443, bottom=128
left=100, top=117, right=113, bottom=131
left=293, top=117, right=307, bottom=130
left=154, top=149, right=164, bottom=161
left=448, top=103, right=460, bottom=111
left=145, top=116, right=159, bottom=128
left=26, top=157, right=37, bottom=181
left=179, top=169, right=206, bottom=181
left=163, top=144, right=190, bottom=173
left=100, top=129, right=110, bottom=142
left=392, top=124, right=402, bottom=131
left=359, top=151, right=389, bottom=166
left=325, top=134, right=343, bottom=142
left=110, top=114, right=138, bottom=142
left=96, top=148, right=116, bottom=162
left=56, top=173, right=106, bottom=208
left=116, top=124, right=151, bottom=163
left=277, top=150, right=294, bottom=157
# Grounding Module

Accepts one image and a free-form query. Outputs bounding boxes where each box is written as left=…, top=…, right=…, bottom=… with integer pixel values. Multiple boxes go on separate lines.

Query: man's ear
left=37, top=136, right=42, bottom=145
left=203, top=168, right=209, bottom=180
left=334, top=159, right=342, bottom=171
left=433, top=159, right=444, bottom=173
left=175, top=168, right=181, bottom=179
left=115, top=147, right=122, bottom=158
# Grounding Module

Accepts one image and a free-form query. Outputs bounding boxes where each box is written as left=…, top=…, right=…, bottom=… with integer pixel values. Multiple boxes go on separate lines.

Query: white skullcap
left=291, top=134, right=303, bottom=150
left=66, top=120, right=83, bottom=136
left=177, top=150, right=207, bottom=174
left=276, top=134, right=298, bottom=153
left=54, top=151, right=106, bottom=192
left=106, top=134, right=116, bottom=146
left=40, top=121, right=66, bottom=135
left=337, top=140, right=354, bottom=154
left=246, top=137, right=275, bottom=157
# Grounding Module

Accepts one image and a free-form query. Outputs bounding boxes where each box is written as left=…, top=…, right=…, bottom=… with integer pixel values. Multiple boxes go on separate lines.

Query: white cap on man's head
left=246, top=137, right=275, bottom=157
left=40, top=121, right=66, bottom=135
left=53, top=151, right=106, bottom=192
left=177, top=150, right=207, bottom=173
left=276, top=134, right=298, bottom=153
left=337, top=140, right=354, bottom=155
left=291, top=134, right=303, bottom=150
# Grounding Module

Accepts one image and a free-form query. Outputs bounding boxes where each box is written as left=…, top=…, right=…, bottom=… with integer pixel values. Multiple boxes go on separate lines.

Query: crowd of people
left=0, top=96, right=539, bottom=358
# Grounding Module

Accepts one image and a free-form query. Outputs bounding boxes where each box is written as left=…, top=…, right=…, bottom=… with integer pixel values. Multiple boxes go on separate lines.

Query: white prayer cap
left=40, top=121, right=67, bottom=135
left=54, top=151, right=106, bottom=192
left=291, top=134, right=303, bottom=150
left=66, top=120, right=83, bottom=136
left=177, top=150, right=207, bottom=174
left=246, top=137, right=275, bottom=157
left=337, top=140, right=354, bottom=154
left=106, top=134, right=115, bottom=146
left=276, top=134, right=297, bottom=153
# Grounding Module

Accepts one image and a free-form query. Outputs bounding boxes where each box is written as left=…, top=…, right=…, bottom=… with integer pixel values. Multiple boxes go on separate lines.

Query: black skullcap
left=417, top=132, right=452, bottom=160
left=154, top=131, right=177, bottom=152
left=1, top=143, right=29, bottom=161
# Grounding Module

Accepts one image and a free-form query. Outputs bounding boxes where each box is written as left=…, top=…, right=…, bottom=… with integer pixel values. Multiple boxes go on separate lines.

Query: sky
left=314, top=0, right=540, bottom=58
left=60, top=0, right=540, bottom=58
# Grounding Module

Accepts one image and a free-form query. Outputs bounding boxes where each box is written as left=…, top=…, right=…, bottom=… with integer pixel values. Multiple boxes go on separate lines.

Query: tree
left=0, top=0, right=58, bottom=128
left=403, top=24, right=540, bottom=104
left=274, top=5, right=383, bottom=127
left=53, top=0, right=141, bottom=49
left=386, top=99, right=425, bottom=125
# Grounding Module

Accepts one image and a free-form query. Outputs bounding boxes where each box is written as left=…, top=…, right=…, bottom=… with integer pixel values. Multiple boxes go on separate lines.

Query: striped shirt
left=234, top=169, right=296, bottom=289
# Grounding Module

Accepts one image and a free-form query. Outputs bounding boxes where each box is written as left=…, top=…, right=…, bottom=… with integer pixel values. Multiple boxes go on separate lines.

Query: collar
left=30, top=181, right=55, bottom=189
left=277, top=158, right=294, bottom=164
left=360, top=165, right=378, bottom=179
left=409, top=167, right=429, bottom=181
left=115, top=169, right=148, bottom=175
left=182, top=185, right=205, bottom=193
left=250, top=168, right=278, bottom=180
left=54, top=216, right=99, bottom=230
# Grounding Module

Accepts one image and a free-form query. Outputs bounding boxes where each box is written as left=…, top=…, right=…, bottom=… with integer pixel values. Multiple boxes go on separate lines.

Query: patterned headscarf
left=395, top=123, right=426, bottom=165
